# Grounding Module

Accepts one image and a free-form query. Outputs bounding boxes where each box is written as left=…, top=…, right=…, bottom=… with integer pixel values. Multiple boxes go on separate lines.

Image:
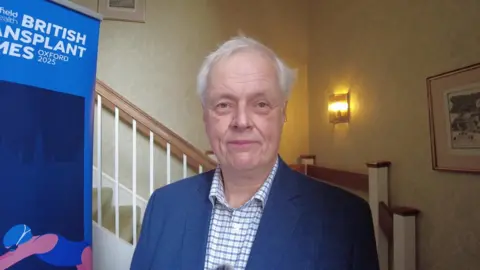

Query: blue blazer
left=130, top=158, right=379, bottom=270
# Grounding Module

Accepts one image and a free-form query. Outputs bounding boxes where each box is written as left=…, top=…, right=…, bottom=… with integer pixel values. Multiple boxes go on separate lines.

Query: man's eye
left=217, top=103, right=229, bottom=108
left=257, top=102, right=268, bottom=108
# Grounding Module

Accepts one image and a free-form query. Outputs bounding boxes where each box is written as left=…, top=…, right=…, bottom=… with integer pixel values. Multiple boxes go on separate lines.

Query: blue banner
left=0, top=1, right=101, bottom=269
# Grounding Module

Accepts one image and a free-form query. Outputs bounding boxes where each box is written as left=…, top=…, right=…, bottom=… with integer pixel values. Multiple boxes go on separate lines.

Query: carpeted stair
left=92, top=187, right=142, bottom=244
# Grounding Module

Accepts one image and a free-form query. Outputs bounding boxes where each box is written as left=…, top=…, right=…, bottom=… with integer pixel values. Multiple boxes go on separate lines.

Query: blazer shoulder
left=132, top=171, right=214, bottom=270
left=291, top=170, right=374, bottom=243
left=147, top=169, right=214, bottom=206
left=293, top=170, right=370, bottom=212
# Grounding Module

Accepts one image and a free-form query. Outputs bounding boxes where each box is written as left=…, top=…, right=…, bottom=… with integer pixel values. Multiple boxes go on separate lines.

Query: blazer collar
left=180, top=170, right=214, bottom=270
left=245, top=157, right=303, bottom=269
left=196, top=156, right=299, bottom=200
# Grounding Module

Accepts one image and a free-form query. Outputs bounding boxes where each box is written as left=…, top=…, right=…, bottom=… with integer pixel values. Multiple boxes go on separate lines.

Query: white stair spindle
left=166, top=143, right=171, bottom=185
left=149, top=131, right=154, bottom=195
left=183, top=154, right=187, bottom=178
left=132, top=120, right=137, bottom=246
left=199, top=165, right=203, bottom=173
left=96, top=95, right=102, bottom=226
left=114, top=107, right=120, bottom=238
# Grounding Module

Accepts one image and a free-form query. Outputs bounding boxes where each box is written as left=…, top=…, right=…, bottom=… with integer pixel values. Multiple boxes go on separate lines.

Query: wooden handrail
left=94, top=79, right=217, bottom=172
left=378, top=201, right=420, bottom=245
left=296, top=155, right=421, bottom=247
left=305, top=164, right=369, bottom=193
left=289, top=164, right=307, bottom=174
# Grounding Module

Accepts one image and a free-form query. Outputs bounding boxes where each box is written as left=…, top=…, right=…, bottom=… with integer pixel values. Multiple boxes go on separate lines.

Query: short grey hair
left=196, top=36, right=296, bottom=103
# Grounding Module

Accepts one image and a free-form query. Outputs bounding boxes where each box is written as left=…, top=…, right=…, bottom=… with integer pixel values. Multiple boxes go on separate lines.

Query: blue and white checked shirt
left=204, top=158, right=279, bottom=270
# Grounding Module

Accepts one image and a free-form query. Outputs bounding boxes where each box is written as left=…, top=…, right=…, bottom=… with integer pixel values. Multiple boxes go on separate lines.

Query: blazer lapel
left=180, top=171, right=214, bottom=270
left=246, top=159, right=302, bottom=269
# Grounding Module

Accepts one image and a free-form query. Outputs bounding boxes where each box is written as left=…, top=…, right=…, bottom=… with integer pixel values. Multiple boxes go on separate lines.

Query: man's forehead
left=203, top=50, right=285, bottom=101
left=208, top=63, right=279, bottom=91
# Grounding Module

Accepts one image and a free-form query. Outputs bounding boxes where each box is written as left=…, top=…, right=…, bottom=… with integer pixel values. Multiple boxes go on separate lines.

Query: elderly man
left=130, top=36, right=379, bottom=270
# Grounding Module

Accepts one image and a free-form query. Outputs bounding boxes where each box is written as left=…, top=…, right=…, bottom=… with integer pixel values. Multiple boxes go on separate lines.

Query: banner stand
left=0, top=1, right=102, bottom=269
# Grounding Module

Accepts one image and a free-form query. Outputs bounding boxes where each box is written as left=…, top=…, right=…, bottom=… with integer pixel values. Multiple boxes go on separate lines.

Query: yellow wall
left=308, top=1, right=480, bottom=269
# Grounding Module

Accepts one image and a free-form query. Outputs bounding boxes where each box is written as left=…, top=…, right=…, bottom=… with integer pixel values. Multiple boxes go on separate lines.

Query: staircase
left=92, top=79, right=217, bottom=269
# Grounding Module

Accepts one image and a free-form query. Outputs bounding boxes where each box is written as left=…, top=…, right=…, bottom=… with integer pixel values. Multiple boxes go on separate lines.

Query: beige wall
left=72, top=0, right=309, bottom=197
left=308, top=1, right=480, bottom=269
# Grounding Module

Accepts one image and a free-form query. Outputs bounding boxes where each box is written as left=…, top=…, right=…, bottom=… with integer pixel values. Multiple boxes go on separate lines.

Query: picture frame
left=427, top=62, right=480, bottom=173
left=98, top=0, right=145, bottom=23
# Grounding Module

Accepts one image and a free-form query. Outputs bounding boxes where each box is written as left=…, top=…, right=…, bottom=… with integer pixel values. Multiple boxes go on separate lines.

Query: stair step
left=92, top=187, right=113, bottom=220
left=102, top=205, right=142, bottom=244
left=92, top=186, right=142, bottom=244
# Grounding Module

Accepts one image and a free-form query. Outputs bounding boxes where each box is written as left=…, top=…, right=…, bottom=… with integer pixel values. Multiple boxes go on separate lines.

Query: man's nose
left=231, top=105, right=252, bottom=130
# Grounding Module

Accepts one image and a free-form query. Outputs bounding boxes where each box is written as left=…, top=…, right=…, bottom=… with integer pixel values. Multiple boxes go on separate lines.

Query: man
left=130, top=36, right=379, bottom=270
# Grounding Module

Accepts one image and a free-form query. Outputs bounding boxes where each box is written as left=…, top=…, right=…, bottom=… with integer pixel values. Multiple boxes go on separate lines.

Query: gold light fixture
left=328, top=92, right=350, bottom=124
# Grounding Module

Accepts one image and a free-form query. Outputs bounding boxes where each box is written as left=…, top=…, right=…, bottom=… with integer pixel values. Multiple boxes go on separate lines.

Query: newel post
left=392, top=206, right=419, bottom=270
left=366, top=161, right=391, bottom=270
left=297, top=154, right=316, bottom=165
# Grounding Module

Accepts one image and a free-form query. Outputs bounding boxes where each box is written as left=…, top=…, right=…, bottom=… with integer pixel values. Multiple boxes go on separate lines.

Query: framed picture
left=98, top=0, right=145, bottom=23
left=427, top=62, right=480, bottom=173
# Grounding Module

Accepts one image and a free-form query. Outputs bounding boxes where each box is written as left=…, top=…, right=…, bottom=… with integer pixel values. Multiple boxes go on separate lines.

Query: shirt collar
left=208, top=156, right=279, bottom=209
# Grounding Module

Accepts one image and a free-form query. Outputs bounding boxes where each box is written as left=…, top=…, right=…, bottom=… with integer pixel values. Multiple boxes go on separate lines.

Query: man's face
left=203, top=50, right=286, bottom=172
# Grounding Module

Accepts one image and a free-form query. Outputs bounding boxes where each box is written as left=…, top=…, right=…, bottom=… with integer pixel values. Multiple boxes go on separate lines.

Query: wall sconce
left=328, top=92, right=350, bottom=124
